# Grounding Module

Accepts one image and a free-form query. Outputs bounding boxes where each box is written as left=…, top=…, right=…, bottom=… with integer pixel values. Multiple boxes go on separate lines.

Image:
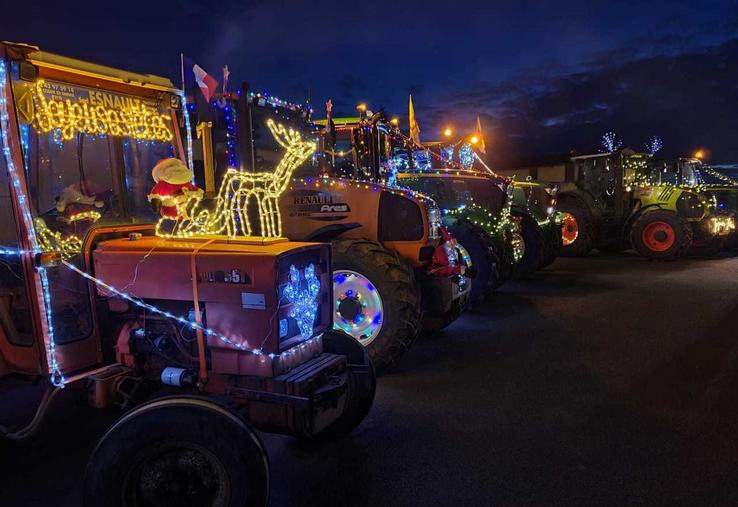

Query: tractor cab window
left=0, top=128, right=34, bottom=346
left=13, top=76, right=179, bottom=345
left=576, top=156, right=616, bottom=204
left=647, top=161, right=679, bottom=185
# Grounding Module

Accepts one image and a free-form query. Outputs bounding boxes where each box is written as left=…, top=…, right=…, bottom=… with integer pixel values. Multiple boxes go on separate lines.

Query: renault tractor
left=556, top=149, right=735, bottom=260
left=188, top=95, right=470, bottom=369
left=0, top=42, right=375, bottom=507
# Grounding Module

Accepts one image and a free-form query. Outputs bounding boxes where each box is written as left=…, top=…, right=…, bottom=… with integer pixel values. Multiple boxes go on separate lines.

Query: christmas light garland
left=0, top=60, right=64, bottom=387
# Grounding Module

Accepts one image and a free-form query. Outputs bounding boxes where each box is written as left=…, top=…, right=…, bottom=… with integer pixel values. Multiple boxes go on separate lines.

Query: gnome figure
left=147, top=158, right=203, bottom=219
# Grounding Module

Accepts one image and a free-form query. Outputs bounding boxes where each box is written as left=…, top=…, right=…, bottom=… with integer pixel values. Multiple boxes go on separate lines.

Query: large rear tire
left=447, top=218, right=501, bottom=306
left=332, top=239, right=420, bottom=370
left=558, top=202, right=595, bottom=257
left=319, top=329, right=376, bottom=438
left=512, top=212, right=545, bottom=277
left=84, top=397, right=269, bottom=507
left=629, top=210, right=692, bottom=260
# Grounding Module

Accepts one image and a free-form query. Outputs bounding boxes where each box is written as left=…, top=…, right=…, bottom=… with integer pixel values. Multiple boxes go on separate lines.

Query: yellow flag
left=475, top=115, right=486, bottom=154
left=409, top=95, right=421, bottom=145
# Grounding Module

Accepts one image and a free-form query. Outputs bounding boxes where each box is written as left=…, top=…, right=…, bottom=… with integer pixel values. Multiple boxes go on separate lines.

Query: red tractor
left=0, top=42, right=375, bottom=506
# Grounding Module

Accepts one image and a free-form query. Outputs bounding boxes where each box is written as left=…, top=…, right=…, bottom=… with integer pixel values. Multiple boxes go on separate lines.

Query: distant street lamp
left=470, top=135, right=479, bottom=145
left=443, top=127, right=453, bottom=138
left=694, top=149, right=705, bottom=160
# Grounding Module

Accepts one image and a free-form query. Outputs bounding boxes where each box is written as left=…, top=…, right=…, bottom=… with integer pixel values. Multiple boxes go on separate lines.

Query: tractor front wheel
left=558, top=204, right=595, bottom=257
left=332, top=239, right=421, bottom=370
left=448, top=218, right=501, bottom=306
left=630, top=210, right=692, bottom=260
left=84, top=397, right=269, bottom=507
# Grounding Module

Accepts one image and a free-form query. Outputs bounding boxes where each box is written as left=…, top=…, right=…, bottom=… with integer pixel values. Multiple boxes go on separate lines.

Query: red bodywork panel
left=93, top=235, right=331, bottom=377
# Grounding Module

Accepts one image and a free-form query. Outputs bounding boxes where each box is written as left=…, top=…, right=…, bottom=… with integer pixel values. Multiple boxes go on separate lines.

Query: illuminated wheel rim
left=512, top=232, right=525, bottom=263
left=456, top=242, right=472, bottom=268
left=561, top=212, right=579, bottom=246
left=642, top=221, right=676, bottom=252
left=333, top=270, right=384, bottom=347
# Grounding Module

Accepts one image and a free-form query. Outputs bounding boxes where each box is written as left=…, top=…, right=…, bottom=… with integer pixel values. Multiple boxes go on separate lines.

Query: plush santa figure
left=429, top=227, right=468, bottom=277
left=147, top=158, right=203, bottom=219
left=55, top=184, right=106, bottom=221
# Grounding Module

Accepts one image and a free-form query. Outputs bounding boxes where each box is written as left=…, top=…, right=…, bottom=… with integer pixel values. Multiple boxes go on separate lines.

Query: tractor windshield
left=404, top=176, right=507, bottom=214
left=11, top=75, right=181, bottom=346
left=247, top=99, right=318, bottom=175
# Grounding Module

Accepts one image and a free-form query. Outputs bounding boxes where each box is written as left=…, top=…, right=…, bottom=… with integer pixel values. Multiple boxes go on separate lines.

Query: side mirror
left=35, top=251, right=62, bottom=268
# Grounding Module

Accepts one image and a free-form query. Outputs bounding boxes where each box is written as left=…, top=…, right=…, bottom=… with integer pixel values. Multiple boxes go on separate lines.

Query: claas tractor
left=556, top=149, right=735, bottom=260
left=0, top=42, right=375, bottom=507
left=642, top=157, right=738, bottom=251
left=192, top=96, right=471, bottom=369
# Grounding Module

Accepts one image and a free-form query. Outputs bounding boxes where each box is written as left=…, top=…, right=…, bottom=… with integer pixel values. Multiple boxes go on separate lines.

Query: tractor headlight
left=428, top=206, right=442, bottom=239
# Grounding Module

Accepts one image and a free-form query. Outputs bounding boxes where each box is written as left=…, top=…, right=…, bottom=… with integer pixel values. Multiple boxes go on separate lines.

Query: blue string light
left=283, top=263, right=320, bottom=340
left=0, top=59, right=65, bottom=387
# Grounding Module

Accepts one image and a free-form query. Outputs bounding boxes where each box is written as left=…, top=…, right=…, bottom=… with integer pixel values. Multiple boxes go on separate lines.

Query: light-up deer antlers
left=283, top=263, right=321, bottom=339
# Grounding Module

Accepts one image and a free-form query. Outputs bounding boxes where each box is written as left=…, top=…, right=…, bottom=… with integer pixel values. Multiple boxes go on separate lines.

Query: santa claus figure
left=429, top=227, right=468, bottom=277
left=147, top=158, right=203, bottom=219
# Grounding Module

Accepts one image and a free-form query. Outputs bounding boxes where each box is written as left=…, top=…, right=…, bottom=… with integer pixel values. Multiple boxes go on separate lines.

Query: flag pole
left=180, top=52, right=185, bottom=92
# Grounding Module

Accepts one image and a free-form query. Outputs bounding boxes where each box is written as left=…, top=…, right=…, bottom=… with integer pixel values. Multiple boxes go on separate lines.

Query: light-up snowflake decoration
left=283, top=263, right=321, bottom=339
left=600, top=131, right=622, bottom=153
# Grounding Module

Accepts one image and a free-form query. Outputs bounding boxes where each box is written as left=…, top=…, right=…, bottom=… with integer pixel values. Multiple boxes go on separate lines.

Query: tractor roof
left=2, top=41, right=178, bottom=93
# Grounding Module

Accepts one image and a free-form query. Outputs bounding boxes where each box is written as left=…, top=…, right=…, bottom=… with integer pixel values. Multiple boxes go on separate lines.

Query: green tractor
left=510, top=179, right=562, bottom=272
left=557, top=149, right=735, bottom=260
left=392, top=138, right=532, bottom=305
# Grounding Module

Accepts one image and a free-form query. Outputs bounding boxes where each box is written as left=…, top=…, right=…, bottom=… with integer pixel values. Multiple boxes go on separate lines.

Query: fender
left=557, top=189, right=601, bottom=218
left=304, top=223, right=363, bottom=242
left=622, top=202, right=665, bottom=237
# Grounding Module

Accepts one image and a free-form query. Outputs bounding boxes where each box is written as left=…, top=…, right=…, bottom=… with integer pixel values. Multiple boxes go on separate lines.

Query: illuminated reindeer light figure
left=157, top=119, right=315, bottom=238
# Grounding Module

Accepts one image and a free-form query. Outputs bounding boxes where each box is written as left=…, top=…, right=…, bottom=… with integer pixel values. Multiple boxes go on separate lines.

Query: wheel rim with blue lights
left=333, top=270, right=384, bottom=346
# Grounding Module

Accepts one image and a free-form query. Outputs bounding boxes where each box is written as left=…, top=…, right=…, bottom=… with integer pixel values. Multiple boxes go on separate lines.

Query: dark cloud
left=432, top=38, right=738, bottom=167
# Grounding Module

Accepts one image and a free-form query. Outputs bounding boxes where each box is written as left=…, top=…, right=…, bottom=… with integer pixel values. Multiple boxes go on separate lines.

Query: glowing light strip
left=0, top=60, right=64, bottom=387
left=180, top=91, right=194, bottom=179
left=30, top=79, right=173, bottom=142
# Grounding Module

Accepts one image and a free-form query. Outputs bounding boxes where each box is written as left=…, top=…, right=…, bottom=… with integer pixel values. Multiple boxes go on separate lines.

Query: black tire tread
left=332, top=238, right=421, bottom=370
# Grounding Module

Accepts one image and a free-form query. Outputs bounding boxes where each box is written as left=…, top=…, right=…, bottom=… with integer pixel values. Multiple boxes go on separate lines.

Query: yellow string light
left=157, top=119, right=315, bottom=239
left=33, top=218, right=83, bottom=259
left=31, top=79, right=173, bottom=142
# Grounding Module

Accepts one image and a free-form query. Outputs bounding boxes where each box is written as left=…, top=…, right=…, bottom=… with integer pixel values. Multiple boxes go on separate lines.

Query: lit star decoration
left=156, top=119, right=315, bottom=238
left=0, top=61, right=64, bottom=387
left=600, top=131, right=623, bottom=153
left=283, top=264, right=321, bottom=339
left=30, top=79, right=173, bottom=142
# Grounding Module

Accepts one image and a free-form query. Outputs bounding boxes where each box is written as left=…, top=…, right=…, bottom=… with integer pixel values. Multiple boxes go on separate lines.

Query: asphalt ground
left=2, top=252, right=738, bottom=506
